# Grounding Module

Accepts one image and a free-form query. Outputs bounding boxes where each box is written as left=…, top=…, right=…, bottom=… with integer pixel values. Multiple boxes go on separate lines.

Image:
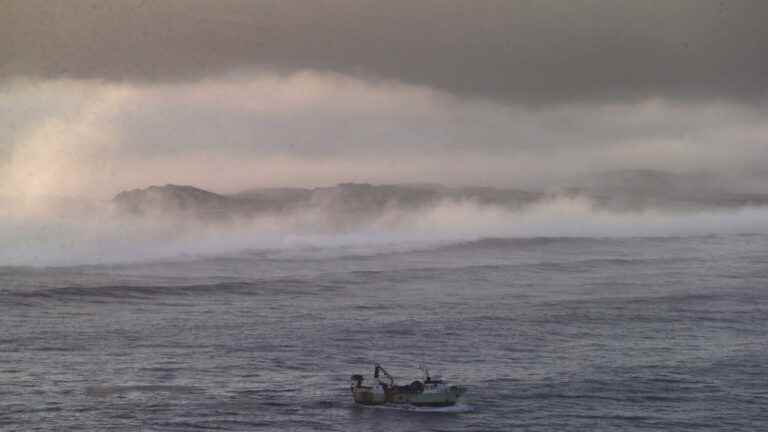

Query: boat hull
left=352, top=385, right=465, bottom=407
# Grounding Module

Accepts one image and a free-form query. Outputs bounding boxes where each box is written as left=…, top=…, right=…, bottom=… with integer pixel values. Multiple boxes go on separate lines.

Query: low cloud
left=2, top=72, right=767, bottom=205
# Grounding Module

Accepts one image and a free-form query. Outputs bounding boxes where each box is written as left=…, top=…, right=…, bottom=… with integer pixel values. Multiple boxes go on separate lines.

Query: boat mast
left=419, top=363, right=431, bottom=381
left=374, top=363, right=394, bottom=386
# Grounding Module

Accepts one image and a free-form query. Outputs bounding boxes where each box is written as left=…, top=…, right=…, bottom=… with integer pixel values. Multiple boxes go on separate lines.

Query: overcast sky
left=1, top=0, right=767, bottom=200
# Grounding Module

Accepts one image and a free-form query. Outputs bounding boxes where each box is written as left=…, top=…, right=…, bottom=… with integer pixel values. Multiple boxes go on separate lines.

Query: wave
left=85, top=385, right=202, bottom=397
left=1, top=279, right=328, bottom=306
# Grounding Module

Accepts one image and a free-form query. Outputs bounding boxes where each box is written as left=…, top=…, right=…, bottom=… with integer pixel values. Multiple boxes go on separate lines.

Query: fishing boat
left=350, top=363, right=466, bottom=407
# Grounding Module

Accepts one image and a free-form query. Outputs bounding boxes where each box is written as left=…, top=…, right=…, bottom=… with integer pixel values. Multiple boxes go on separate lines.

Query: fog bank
left=3, top=196, right=768, bottom=267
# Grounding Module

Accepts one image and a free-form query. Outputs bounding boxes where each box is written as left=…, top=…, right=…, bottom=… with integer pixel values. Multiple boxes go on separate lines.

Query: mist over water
left=3, top=196, right=768, bottom=267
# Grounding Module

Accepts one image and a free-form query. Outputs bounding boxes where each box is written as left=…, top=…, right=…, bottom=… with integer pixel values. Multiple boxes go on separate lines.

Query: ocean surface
left=2, top=234, right=767, bottom=431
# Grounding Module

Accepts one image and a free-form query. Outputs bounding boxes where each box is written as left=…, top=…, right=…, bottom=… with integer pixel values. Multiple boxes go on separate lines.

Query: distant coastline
left=112, top=171, right=768, bottom=226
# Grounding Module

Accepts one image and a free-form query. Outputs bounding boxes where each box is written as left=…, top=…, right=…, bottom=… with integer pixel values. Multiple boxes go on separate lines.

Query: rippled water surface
left=2, top=235, right=767, bottom=431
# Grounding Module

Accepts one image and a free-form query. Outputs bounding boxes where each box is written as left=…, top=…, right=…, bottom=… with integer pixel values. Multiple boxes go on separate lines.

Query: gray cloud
left=2, top=0, right=767, bottom=104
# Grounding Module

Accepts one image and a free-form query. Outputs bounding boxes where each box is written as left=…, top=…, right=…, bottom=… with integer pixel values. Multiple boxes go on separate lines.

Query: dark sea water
left=2, top=235, right=767, bottom=431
